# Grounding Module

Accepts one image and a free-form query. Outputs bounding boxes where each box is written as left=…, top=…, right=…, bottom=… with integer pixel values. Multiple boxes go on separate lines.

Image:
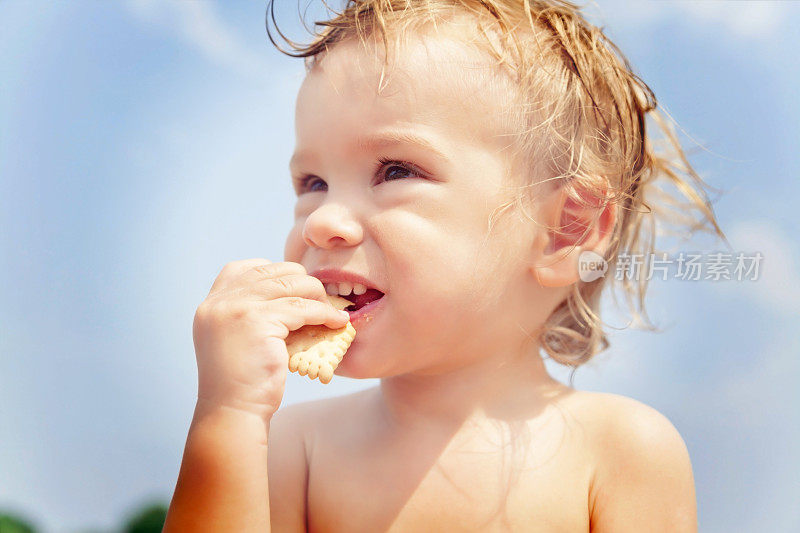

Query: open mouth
left=341, top=288, right=385, bottom=312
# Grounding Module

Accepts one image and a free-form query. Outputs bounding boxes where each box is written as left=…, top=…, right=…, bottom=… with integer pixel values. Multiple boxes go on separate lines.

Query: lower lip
left=347, top=295, right=386, bottom=330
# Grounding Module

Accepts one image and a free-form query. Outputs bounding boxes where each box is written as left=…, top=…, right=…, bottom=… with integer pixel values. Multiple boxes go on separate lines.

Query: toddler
left=165, top=1, right=724, bottom=531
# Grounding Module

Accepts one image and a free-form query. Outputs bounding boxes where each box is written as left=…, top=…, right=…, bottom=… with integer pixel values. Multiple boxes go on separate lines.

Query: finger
left=237, top=261, right=309, bottom=287
left=242, top=274, right=330, bottom=304
left=209, top=258, right=273, bottom=294
left=265, top=296, right=350, bottom=333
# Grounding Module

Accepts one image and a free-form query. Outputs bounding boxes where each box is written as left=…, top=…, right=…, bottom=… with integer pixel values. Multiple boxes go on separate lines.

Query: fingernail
left=339, top=310, right=350, bottom=319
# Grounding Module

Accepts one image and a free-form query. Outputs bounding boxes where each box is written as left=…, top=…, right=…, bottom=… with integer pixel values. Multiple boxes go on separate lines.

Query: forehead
left=295, top=28, right=516, bottom=151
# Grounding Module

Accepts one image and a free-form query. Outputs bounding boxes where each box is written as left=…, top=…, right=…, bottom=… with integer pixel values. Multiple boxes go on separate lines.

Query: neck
left=377, top=341, right=568, bottom=433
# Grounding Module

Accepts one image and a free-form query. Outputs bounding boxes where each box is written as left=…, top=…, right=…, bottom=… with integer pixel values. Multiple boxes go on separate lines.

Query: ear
left=531, top=183, right=618, bottom=288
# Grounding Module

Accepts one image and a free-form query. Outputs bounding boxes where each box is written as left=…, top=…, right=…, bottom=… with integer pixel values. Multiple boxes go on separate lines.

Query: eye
left=376, top=157, right=425, bottom=183
left=295, top=175, right=326, bottom=193
left=293, top=158, right=426, bottom=194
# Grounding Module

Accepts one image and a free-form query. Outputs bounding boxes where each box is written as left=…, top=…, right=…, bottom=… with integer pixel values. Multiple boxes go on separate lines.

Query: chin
left=334, top=349, right=375, bottom=379
left=334, top=366, right=381, bottom=381
left=334, top=344, right=390, bottom=380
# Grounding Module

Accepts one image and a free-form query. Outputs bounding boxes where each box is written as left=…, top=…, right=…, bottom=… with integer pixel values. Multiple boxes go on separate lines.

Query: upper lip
left=310, top=268, right=385, bottom=293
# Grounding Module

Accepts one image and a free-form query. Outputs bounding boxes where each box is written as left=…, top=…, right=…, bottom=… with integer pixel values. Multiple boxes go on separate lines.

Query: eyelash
left=296, top=157, right=425, bottom=193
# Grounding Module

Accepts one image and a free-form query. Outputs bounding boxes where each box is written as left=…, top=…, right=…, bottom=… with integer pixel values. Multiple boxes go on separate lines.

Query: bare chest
left=306, top=420, right=592, bottom=532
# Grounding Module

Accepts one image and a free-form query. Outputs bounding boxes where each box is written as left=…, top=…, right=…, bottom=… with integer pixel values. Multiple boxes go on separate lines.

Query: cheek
left=376, top=201, right=515, bottom=308
left=403, top=237, right=523, bottom=342
left=283, top=223, right=305, bottom=263
left=389, top=237, right=489, bottom=325
left=379, top=209, right=498, bottom=296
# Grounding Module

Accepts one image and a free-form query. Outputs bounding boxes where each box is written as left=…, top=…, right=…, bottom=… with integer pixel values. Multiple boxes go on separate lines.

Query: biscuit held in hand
left=285, top=294, right=355, bottom=384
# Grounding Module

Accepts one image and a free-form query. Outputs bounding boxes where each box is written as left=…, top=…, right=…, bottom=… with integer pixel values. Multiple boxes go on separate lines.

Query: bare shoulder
left=268, top=388, right=376, bottom=532
left=558, top=390, right=694, bottom=476
left=267, top=401, right=314, bottom=532
left=274, top=386, right=377, bottom=430
left=559, top=391, right=690, bottom=449
left=559, top=391, right=697, bottom=532
left=272, top=386, right=378, bottom=452
left=269, top=388, right=372, bottom=462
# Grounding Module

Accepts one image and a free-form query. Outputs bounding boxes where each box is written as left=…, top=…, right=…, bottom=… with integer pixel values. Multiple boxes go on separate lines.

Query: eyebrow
left=289, top=130, right=450, bottom=169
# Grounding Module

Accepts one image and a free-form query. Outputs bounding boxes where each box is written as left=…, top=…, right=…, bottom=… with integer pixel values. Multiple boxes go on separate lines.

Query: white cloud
left=589, top=0, right=788, bottom=40
left=714, top=329, right=799, bottom=427
left=674, top=1, right=785, bottom=39
left=719, top=218, right=800, bottom=313
left=124, top=0, right=270, bottom=83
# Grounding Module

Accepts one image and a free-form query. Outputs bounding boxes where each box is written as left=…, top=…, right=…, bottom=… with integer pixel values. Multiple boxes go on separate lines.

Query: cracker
left=285, top=294, right=356, bottom=384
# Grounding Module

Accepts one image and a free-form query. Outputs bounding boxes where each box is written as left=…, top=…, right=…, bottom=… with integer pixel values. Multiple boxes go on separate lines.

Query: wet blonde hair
left=266, top=0, right=726, bottom=379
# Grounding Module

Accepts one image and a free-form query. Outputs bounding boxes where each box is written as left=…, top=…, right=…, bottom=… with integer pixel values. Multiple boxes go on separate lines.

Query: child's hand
left=191, top=259, right=350, bottom=423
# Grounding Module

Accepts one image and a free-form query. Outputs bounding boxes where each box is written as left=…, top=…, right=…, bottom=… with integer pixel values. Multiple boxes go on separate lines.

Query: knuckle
left=289, top=262, right=307, bottom=274
left=271, top=276, right=293, bottom=293
left=260, top=277, right=290, bottom=300
left=196, top=298, right=220, bottom=318
left=285, top=296, right=306, bottom=309
left=261, top=315, right=287, bottom=336
left=226, top=301, right=252, bottom=321
left=198, top=300, right=247, bottom=325
left=194, top=302, right=219, bottom=329
left=194, top=302, right=209, bottom=324
left=252, top=263, right=276, bottom=277
left=216, top=263, right=234, bottom=279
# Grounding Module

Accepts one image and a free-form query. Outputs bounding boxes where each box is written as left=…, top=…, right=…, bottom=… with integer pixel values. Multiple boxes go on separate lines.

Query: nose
left=302, top=200, right=364, bottom=250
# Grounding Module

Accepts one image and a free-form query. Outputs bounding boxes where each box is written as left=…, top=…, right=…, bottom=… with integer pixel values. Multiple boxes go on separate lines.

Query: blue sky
left=1, top=1, right=798, bottom=531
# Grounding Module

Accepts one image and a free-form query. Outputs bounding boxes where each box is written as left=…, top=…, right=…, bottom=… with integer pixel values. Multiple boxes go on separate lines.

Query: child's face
left=285, top=32, right=553, bottom=378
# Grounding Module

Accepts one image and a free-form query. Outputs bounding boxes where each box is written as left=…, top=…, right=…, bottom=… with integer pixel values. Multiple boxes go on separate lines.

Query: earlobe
left=531, top=184, right=618, bottom=288
left=533, top=244, right=585, bottom=288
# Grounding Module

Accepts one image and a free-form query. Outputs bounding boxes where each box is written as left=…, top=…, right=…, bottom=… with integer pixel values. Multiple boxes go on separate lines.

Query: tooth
left=324, top=283, right=338, bottom=296
left=337, top=281, right=353, bottom=296
left=353, top=283, right=367, bottom=295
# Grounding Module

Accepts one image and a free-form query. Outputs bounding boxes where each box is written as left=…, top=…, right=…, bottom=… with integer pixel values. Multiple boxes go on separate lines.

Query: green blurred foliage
left=0, top=513, right=37, bottom=533
left=1, top=500, right=169, bottom=533
left=121, top=502, right=168, bottom=533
